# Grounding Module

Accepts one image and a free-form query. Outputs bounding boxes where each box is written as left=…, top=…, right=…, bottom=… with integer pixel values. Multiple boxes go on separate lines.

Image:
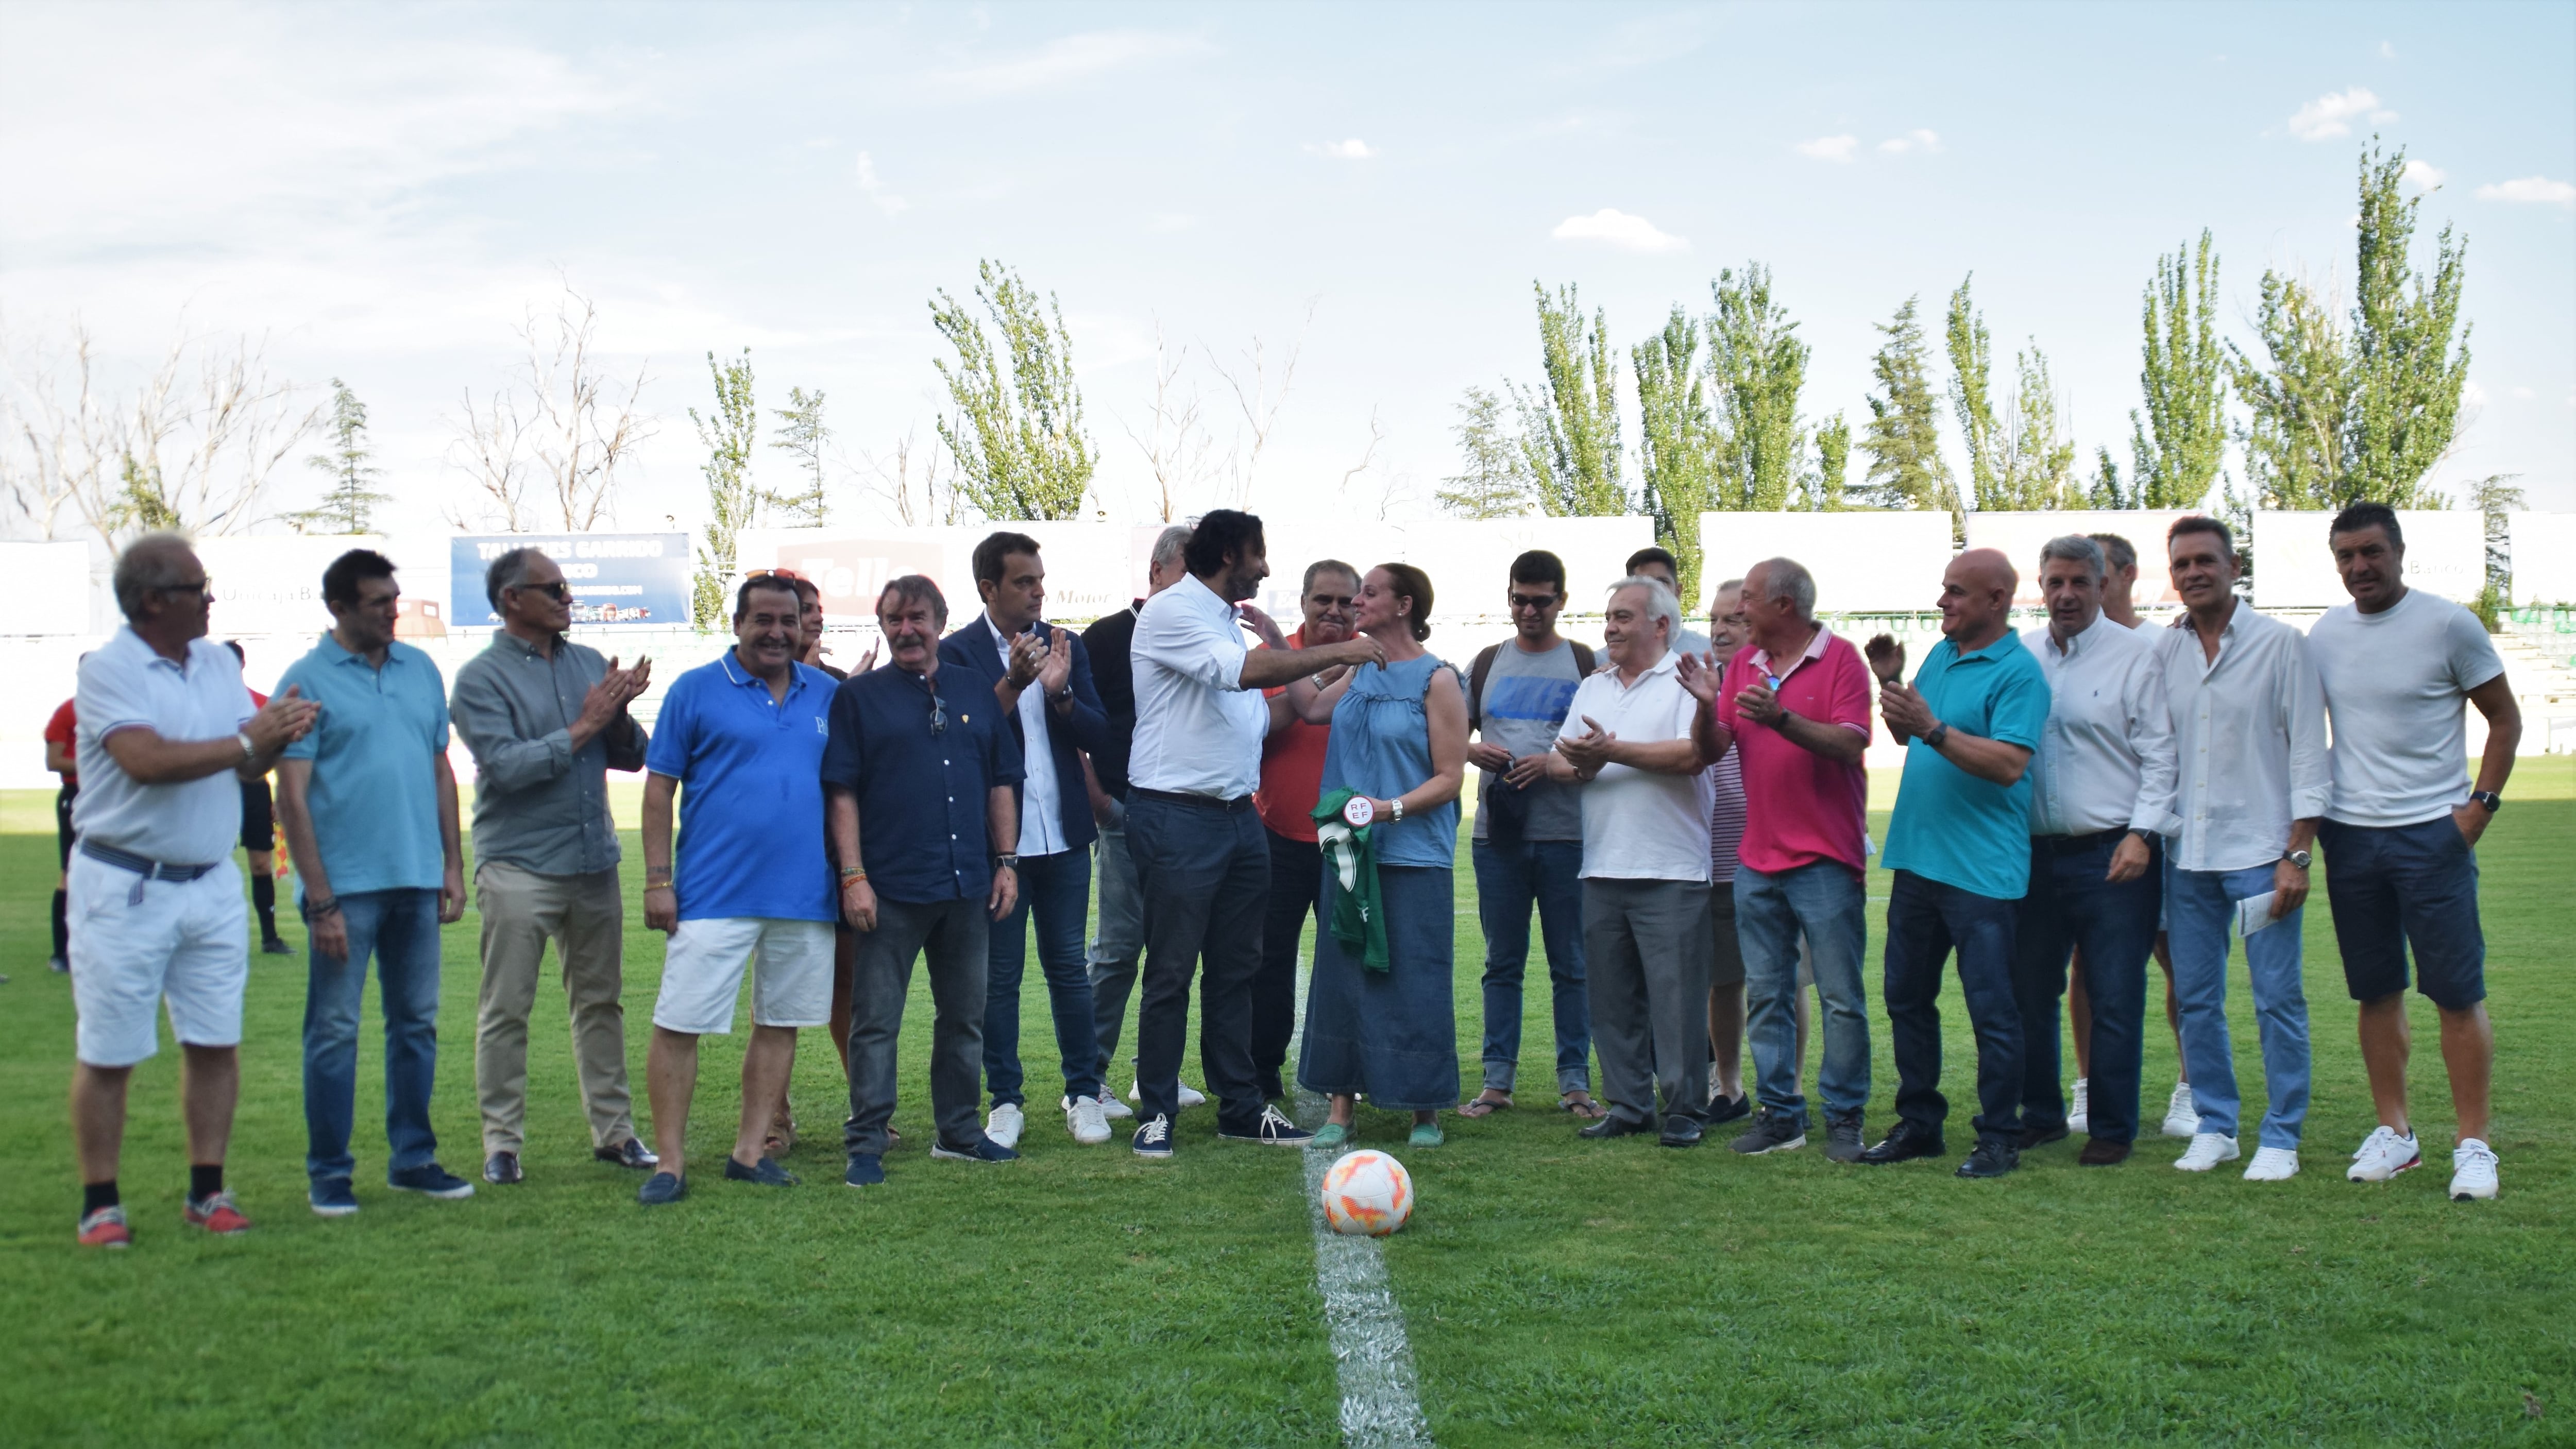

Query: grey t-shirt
left=1472, top=639, right=1586, bottom=841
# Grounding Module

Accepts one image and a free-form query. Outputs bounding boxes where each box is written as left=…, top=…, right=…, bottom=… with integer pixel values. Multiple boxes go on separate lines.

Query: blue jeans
left=1470, top=838, right=1590, bottom=1095
left=303, top=887, right=444, bottom=1185
left=2013, top=833, right=2162, bottom=1143
left=2166, top=860, right=2309, bottom=1149
left=1883, top=870, right=2024, bottom=1142
left=1736, top=860, right=1870, bottom=1124
left=984, top=849, right=1100, bottom=1109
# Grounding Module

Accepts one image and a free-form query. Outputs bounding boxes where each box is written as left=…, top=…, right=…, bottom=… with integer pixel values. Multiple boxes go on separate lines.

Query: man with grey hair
left=450, top=545, right=657, bottom=1186
left=2011, top=535, right=2177, bottom=1166
left=1251, top=556, right=1362, bottom=1102
left=1547, top=575, right=1717, bottom=1146
left=1676, top=555, right=1875, bottom=1160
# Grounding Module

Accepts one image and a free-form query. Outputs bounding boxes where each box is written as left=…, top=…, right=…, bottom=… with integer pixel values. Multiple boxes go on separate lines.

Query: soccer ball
left=1319, top=1150, right=1414, bottom=1237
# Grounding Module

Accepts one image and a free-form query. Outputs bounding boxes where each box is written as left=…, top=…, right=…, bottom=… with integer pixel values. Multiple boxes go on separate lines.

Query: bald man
left=1865, top=549, right=2051, bottom=1179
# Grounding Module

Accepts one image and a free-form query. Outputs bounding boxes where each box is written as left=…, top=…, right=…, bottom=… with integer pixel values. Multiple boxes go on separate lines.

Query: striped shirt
left=1708, top=745, right=1747, bottom=884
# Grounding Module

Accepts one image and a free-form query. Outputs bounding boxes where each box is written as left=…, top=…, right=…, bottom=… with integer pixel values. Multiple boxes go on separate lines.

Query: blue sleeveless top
left=1320, top=653, right=1461, bottom=869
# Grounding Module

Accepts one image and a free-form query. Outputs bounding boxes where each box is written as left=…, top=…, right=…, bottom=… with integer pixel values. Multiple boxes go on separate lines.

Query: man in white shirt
left=1546, top=576, right=1718, bottom=1147
left=1123, top=509, right=1381, bottom=1158
left=2155, top=516, right=2330, bottom=1183
left=67, top=533, right=319, bottom=1248
left=2308, top=503, right=2518, bottom=1202
left=2010, top=536, right=2178, bottom=1167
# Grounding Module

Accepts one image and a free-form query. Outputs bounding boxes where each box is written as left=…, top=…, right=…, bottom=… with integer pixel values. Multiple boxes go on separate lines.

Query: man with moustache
left=1253, top=558, right=1363, bottom=1103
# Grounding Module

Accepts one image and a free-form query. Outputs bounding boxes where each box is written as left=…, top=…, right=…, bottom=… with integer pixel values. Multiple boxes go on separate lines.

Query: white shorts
left=653, top=917, right=835, bottom=1035
left=67, top=852, right=249, bottom=1067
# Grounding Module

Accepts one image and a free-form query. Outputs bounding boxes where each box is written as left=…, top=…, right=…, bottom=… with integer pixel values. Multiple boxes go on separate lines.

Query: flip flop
left=1458, top=1094, right=1513, bottom=1119
left=1560, top=1093, right=1608, bottom=1120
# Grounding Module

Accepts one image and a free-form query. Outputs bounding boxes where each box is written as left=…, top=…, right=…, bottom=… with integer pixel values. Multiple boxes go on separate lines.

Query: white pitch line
left=1290, top=961, right=1433, bottom=1448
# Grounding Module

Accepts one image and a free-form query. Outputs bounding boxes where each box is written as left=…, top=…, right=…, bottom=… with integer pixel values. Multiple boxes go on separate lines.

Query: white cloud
left=1550, top=208, right=1688, bottom=254
left=2402, top=158, right=2446, bottom=191
left=925, top=30, right=1212, bottom=98
left=1306, top=138, right=1377, bottom=160
left=2287, top=87, right=2382, bottom=141
left=1793, top=134, right=1857, bottom=163
left=2379, top=40, right=2397, bottom=59
left=1878, top=128, right=1942, bottom=155
left=853, top=151, right=909, bottom=214
left=2464, top=379, right=2489, bottom=411
left=2475, top=175, right=2576, bottom=207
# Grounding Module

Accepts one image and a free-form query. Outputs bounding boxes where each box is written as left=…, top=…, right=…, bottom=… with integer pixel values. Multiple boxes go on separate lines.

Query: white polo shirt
left=1130, top=573, right=1267, bottom=800
left=73, top=627, right=256, bottom=864
left=1560, top=649, right=1713, bottom=883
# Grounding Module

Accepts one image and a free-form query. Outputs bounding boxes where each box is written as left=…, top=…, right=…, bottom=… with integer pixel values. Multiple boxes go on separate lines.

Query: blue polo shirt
left=277, top=635, right=451, bottom=898
left=645, top=654, right=837, bottom=923
left=822, top=663, right=1023, bottom=907
left=1883, top=629, right=2052, bottom=900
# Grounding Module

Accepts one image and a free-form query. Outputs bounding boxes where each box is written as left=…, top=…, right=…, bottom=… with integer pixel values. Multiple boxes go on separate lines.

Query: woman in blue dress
left=1283, top=563, right=1469, bottom=1148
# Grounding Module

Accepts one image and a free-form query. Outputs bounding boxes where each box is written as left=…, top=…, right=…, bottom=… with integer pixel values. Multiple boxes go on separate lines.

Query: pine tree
left=1631, top=306, right=1716, bottom=601
left=2130, top=231, right=2228, bottom=510
left=291, top=379, right=389, bottom=534
left=689, top=349, right=757, bottom=632
left=1857, top=296, right=1952, bottom=515
left=933, top=260, right=1097, bottom=520
left=763, top=386, right=829, bottom=526
left=1435, top=386, right=1533, bottom=518
left=2348, top=141, right=2471, bottom=507
left=1510, top=282, right=1625, bottom=517
left=1707, top=264, right=1809, bottom=512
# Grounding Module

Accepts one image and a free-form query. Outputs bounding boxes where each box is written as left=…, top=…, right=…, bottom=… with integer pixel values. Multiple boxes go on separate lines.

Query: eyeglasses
left=1506, top=592, right=1559, bottom=612
left=157, top=576, right=214, bottom=602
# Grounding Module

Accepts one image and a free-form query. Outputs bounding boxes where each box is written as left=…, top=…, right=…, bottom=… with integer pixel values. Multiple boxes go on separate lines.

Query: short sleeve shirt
left=71, top=628, right=255, bottom=863
left=277, top=635, right=452, bottom=897
left=1255, top=628, right=1334, bottom=842
left=45, top=698, right=78, bottom=786
left=1558, top=651, right=1713, bottom=882
left=1718, top=629, right=1873, bottom=876
left=821, top=664, right=1024, bottom=906
left=1471, top=638, right=1586, bottom=842
left=645, top=655, right=838, bottom=922
left=1883, top=631, right=2052, bottom=899
left=2309, top=589, right=2506, bottom=828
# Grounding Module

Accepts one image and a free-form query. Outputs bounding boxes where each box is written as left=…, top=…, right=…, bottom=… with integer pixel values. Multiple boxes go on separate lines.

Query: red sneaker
left=182, top=1190, right=251, bottom=1235
left=77, top=1205, right=131, bottom=1248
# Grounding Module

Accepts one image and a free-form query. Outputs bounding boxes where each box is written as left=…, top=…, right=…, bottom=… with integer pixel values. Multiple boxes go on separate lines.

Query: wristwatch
left=1390, top=797, right=1406, bottom=823
left=2470, top=790, right=2503, bottom=814
left=2281, top=848, right=2312, bottom=870
left=236, top=731, right=257, bottom=763
left=1923, top=722, right=1950, bottom=751
left=993, top=853, right=1019, bottom=871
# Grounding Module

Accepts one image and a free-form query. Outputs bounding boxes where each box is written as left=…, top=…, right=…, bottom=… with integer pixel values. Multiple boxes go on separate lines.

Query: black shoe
left=1957, top=1137, right=2020, bottom=1179
left=723, top=1155, right=799, bottom=1186
left=1822, top=1111, right=1866, bottom=1163
left=1578, top=1112, right=1654, bottom=1140
left=930, top=1134, right=1019, bottom=1163
left=1658, top=1114, right=1704, bottom=1148
left=843, top=1154, right=886, bottom=1187
left=1705, top=1093, right=1752, bottom=1127
left=2018, top=1122, right=2069, bottom=1151
left=1219, top=1104, right=1314, bottom=1147
left=1859, top=1120, right=1947, bottom=1165
left=48, top=955, right=70, bottom=974
left=482, top=1152, right=522, bottom=1185
left=1132, top=1114, right=1175, bottom=1158
left=1727, top=1109, right=1808, bottom=1155
left=636, top=1171, right=686, bottom=1205
left=2078, top=1138, right=2133, bottom=1167
left=595, top=1138, right=658, bottom=1170
left=261, top=937, right=295, bottom=957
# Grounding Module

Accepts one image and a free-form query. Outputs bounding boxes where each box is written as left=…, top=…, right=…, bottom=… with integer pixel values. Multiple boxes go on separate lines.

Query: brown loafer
left=2078, top=1138, right=2133, bottom=1167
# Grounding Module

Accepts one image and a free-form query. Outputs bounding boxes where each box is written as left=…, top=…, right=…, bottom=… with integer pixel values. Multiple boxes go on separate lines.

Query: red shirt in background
left=1255, top=625, right=1332, bottom=842
left=1718, top=628, right=1873, bottom=877
left=44, top=697, right=77, bottom=786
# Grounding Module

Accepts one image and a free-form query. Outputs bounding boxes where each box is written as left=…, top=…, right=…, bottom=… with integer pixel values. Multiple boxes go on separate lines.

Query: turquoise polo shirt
left=1882, top=629, right=2051, bottom=900
left=644, top=654, right=837, bottom=923
left=278, top=635, right=452, bottom=897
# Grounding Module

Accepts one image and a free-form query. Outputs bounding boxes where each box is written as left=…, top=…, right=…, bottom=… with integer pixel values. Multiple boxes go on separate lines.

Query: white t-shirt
left=72, top=627, right=257, bottom=863
left=2308, top=589, right=2505, bottom=828
left=1558, top=650, right=1713, bottom=882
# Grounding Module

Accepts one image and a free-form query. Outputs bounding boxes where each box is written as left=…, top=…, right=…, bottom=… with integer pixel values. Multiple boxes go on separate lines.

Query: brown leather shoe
left=2078, top=1138, right=2133, bottom=1167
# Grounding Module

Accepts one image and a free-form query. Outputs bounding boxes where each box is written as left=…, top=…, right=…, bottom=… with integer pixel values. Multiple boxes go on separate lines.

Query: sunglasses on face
left=511, top=579, right=572, bottom=602
left=158, top=577, right=214, bottom=602
left=1507, top=592, right=1559, bottom=612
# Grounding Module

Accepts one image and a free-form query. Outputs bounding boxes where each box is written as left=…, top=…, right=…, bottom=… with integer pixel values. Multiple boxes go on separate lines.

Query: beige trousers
left=474, top=861, right=636, bottom=1156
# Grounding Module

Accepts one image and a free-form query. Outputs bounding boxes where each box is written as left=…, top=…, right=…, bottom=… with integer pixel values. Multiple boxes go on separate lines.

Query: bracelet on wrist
left=839, top=865, right=868, bottom=881
left=306, top=896, right=341, bottom=918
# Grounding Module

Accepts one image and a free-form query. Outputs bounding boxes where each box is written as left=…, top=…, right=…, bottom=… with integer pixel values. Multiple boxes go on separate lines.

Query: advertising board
left=450, top=533, right=690, bottom=627
left=1963, top=510, right=2197, bottom=606
left=2253, top=509, right=2483, bottom=607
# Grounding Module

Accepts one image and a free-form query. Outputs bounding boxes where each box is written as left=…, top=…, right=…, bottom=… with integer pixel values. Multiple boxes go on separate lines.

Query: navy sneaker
left=843, top=1154, right=886, bottom=1188
left=388, top=1163, right=476, bottom=1199
left=723, top=1155, right=799, bottom=1186
left=309, top=1178, right=361, bottom=1217
left=1132, top=1113, right=1175, bottom=1159
left=636, top=1171, right=687, bottom=1205
left=1219, top=1104, right=1314, bottom=1147
left=929, top=1134, right=1018, bottom=1163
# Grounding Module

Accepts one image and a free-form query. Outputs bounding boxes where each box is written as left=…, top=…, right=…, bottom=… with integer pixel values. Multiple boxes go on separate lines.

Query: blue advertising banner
left=450, top=533, right=690, bottom=627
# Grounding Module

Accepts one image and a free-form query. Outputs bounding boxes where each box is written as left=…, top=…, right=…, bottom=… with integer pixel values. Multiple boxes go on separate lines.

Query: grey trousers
left=1583, top=877, right=1714, bottom=1127
left=845, top=895, right=988, bottom=1157
left=1086, top=820, right=1144, bottom=1083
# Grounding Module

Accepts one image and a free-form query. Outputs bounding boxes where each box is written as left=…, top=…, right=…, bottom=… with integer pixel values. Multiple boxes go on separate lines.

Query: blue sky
left=4, top=0, right=2570, bottom=538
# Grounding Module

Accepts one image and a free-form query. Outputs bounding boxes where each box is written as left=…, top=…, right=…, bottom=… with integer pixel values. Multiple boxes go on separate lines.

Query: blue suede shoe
left=844, top=1154, right=886, bottom=1188
left=309, top=1178, right=360, bottom=1217
left=637, top=1171, right=687, bottom=1206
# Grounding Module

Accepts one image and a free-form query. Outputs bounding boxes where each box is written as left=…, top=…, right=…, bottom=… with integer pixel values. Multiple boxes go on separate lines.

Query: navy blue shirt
left=644, top=654, right=837, bottom=923
left=822, top=663, right=1024, bottom=906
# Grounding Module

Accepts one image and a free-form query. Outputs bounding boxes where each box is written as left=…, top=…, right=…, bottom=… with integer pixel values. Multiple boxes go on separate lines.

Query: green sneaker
left=1409, top=1121, right=1445, bottom=1149
left=1311, top=1121, right=1351, bottom=1149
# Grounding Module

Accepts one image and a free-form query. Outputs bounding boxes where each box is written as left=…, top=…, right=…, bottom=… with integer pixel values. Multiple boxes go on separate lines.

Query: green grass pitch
left=3, top=762, right=2570, bottom=1445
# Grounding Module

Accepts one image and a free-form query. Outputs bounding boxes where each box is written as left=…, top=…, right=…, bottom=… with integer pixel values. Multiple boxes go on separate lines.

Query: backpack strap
left=1467, top=643, right=1500, bottom=734
left=1569, top=640, right=1597, bottom=676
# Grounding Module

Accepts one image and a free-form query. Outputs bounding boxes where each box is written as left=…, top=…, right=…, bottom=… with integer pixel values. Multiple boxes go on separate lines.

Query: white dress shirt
left=2023, top=615, right=2180, bottom=838
left=1559, top=649, right=1713, bottom=882
left=1129, top=573, right=1267, bottom=800
left=988, top=614, right=1065, bottom=857
left=72, top=627, right=257, bottom=864
left=2155, top=603, right=2331, bottom=873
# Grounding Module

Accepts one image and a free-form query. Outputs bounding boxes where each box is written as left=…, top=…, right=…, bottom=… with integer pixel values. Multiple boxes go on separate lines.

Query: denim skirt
left=1298, top=864, right=1462, bottom=1111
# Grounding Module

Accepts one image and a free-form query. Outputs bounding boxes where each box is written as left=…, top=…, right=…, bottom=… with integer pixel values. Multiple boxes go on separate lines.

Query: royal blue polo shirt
left=277, top=634, right=451, bottom=898
left=1882, top=629, right=2052, bottom=900
left=645, top=654, right=837, bottom=923
left=821, top=663, right=1023, bottom=906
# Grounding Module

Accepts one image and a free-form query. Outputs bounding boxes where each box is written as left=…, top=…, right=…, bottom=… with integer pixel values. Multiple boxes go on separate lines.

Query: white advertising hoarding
left=1963, top=510, right=2196, bottom=606
left=1696, top=511, right=1955, bottom=614
left=2508, top=512, right=2576, bottom=605
left=0, top=540, right=94, bottom=636
left=195, top=535, right=385, bottom=638
left=2253, top=509, right=2483, bottom=607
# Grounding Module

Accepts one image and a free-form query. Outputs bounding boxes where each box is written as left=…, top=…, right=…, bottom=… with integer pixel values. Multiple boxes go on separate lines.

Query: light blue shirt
left=278, top=634, right=452, bottom=897
left=1883, top=630, right=2051, bottom=900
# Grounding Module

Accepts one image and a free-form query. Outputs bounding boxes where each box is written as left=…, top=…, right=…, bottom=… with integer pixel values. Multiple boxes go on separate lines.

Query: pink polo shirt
left=1717, top=628, right=1872, bottom=877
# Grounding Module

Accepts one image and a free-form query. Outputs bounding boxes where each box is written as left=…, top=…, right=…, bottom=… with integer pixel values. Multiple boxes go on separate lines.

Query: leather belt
left=1132, top=787, right=1255, bottom=813
left=2038, top=827, right=2133, bottom=855
left=80, top=839, right=222, bottom=905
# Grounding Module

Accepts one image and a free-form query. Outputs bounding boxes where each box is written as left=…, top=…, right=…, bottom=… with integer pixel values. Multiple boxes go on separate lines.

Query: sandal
left=1560, top=1092, right=1608, bottom=1120
left=766, top=1115, right=798, bottom=1157
left=1458, top=1092, right=1513, bottom=1119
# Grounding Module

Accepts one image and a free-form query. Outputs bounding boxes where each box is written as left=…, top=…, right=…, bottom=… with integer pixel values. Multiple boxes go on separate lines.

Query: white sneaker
left=1066, top=1094, right=1111, bottom=1145
left=2066, top=1078, right=2090, bottom=1136
left=2242, top=1146, right=2299, bottom=1181
left=1065, top=1090, right=1133, bottom=1121
left=2346, top=1125, right=2422, bottom=1182
left=1128, top=1079, right=1210, bottom=1109
left=2450, top=1138, right=2499, bottom=1201
left=985, top=1102, right=1025, bottom=1151
left=2160, top=1082, right=2200, bottom=1139
left=2174, top=1132, right=2240, bottom=1172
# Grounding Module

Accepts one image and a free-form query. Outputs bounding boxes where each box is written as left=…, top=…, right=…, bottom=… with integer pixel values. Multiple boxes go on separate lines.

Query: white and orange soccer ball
left=1319, top=1150, right=1414, bottom=1237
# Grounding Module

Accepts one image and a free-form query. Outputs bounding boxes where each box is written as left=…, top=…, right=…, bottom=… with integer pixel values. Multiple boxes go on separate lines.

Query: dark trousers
left=1128, top=794, right=1267, bottom=1132
left=846, top=895, right=988, bottom=1156
left=2013, top=833, right=2161, bottom=1144
left=1256, top=830, right=1321, bottom=1099
left=1884, top=869, right=2024, bottom=1143
left=983, top=849, right=1100, bottom=1108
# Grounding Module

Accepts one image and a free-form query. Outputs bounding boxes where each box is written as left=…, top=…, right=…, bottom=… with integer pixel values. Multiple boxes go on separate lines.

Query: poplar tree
left=1436, top=385, right=1534, bottom=518
left=1857, top=296, right=1952, bottom=515
left=292, top=379, right=389, bottom=534
left=764, top=386, right=829, bottom=526
left=933, top=259, right=1097, bottom=520
left=1707, top=263, right=1809, bottom=512
left=2348, top=142, right=2471, bottom=506
left=1510, top=282, right=1625, bottom=516
left=1631, top=305, right=1716, bottom=599
left=2129, top=231, right=2229, bottom=509
left=1944, top=276, right=2003, bottom=510
left=1996, top=345, right=2080, bottom=510
left=2231, top=271, right=2353, bottom=509
left=1799, top=413, right=1851, bottom=510
left=689, top=348, right=757, bottom=632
